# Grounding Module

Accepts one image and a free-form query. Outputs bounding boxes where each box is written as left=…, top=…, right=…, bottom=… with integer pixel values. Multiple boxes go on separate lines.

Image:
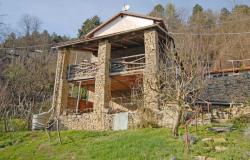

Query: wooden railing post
left=76, top=81, right=82, bottom=114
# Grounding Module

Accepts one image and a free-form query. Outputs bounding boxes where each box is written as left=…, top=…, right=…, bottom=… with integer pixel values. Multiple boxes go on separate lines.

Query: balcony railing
left=67, top=61, right=97, bottom=80
left=111, top=54, right=145, bottom=74
left=67, top=54, right=145, bottom=81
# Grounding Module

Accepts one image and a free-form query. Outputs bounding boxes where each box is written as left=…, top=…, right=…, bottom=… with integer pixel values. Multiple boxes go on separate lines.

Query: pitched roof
left=85, top=11, right=167, bottom=38
left=54, top=23, right=168, bottom=49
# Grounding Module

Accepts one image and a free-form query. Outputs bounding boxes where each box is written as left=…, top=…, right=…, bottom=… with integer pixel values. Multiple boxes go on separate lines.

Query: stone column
left=52, top=48, right=70, bottom=116
left=143, top=29, right=159, bottom=110
left=94, top=40, right=111, bottom=113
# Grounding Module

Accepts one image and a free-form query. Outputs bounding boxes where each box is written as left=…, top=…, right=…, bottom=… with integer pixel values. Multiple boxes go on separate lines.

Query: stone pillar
left=94, top=40, right=111, bottom=113
left=143, top=29, right=159, bottom=110
left=52, top=48, right=70, bottom=116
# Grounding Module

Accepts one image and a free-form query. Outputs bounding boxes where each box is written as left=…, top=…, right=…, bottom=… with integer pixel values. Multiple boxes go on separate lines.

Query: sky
left=1, top=0, right=250, bottom=38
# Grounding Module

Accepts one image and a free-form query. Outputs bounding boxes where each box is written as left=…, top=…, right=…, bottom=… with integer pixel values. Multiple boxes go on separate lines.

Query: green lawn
left=0, top=124, right=250, bottom=160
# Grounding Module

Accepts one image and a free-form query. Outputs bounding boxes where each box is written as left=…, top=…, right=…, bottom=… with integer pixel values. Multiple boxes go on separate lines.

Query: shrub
left=231, top=113, right=250, bottom=128
left=0, top=119, right=28, bottom=132
left=244, top=125, right=250, bottom=139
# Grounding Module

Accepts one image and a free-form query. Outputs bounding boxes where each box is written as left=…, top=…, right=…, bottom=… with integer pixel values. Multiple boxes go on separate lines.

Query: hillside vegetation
left=0, top=123, right=250, bottom=160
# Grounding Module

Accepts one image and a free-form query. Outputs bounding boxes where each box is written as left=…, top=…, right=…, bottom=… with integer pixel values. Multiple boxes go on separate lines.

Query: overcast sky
left=1, top=0, right=250, bottom=38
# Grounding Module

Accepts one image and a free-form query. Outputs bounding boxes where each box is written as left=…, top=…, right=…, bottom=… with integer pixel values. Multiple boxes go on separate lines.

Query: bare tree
left=20, top=14, right=42, bottom=36
left=153, top=36, right=207, bottom=136
left=0, top=11, right=9, bottom=42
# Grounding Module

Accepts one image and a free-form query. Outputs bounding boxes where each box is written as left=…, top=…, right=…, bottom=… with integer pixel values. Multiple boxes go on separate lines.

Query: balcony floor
left=69, top=70, right=143, bottom=91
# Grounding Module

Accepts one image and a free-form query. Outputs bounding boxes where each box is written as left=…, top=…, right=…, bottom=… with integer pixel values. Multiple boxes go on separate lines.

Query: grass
left=0, top=122, right=250, bottom=159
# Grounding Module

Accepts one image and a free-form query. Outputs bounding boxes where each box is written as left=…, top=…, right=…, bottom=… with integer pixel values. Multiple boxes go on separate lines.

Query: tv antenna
left=122, top=4, right=130, bottom=11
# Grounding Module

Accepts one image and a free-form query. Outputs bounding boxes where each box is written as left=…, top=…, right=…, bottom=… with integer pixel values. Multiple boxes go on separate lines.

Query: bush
left=231, top=113, right=250, bottom=128
left=0, top=119, right=28, bottom=132
left=245, top=125, right=250, bottom=139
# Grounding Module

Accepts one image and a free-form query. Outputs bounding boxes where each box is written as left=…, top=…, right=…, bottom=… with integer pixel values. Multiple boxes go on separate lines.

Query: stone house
left=52, top=11, right=175, bottom=130
left=50, top=11, right=250, bottom=131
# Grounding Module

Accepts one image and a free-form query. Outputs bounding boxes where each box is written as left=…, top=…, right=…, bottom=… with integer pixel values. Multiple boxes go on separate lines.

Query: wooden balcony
left=67, top=54, right=145, bottom=81
left=67, top=61, right=97, bottom=81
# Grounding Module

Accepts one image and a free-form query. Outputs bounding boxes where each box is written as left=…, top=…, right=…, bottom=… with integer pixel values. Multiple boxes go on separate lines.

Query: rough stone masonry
left=203, top=71, right=250, bottom=103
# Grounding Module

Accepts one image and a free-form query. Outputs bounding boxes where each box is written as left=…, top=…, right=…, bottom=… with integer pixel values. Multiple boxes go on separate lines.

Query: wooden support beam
left=73, top=45, right=98, bottom=52
left=53, top=48, right=70, bottom=115
left=111, top=42, right=128, bottom=49
left=82, top=47, right=98, bottom=52
left=122, top=38, right=142, bottom=46
left=137, top=34, right=144, bottom=40
left=76, top=81, right=82, bottom=113
left=158, top=33, right=166, bottom=41
left=112, top=54, right=145, bottom=60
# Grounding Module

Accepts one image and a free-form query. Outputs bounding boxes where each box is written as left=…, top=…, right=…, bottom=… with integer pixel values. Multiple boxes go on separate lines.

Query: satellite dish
left=122, top=4, right=130, bottom=11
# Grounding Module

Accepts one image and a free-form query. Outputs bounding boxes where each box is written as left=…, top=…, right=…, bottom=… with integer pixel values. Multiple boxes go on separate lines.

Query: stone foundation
left=59, top=110, right=175, bottom=130
left=60, top=113, right=114, bottom=130
left=59, top=106, right=250, bottom=131
left=189, top=105, right=250, bottom=125
left=128, top=108, right=177, bottom=128
left=210, top=105, right=250, bottom=122
left=60, top=112, right=142, bottom=130
left=127, top=112, right=140, bottom=128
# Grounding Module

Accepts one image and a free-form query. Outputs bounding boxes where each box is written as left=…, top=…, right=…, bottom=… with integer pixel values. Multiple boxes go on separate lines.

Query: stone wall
left=203, top=71, right=250, bottom=103
left=60, top=113, right=114, bottom=130
left=128, top=112, right=141, bottom=128
left=127, top=108, right=177, bottom=128
left=60, top=106, right=250, bottom=130
left=60, top=112, right=142, bottom=130
left=210, top=105, right=250, bottom=122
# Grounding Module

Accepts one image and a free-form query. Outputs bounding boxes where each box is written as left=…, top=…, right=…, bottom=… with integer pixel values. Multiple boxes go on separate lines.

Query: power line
left=216, top=17, right=250, bottom=25
left=0, top=43, right=56, bottom=50
left=169, top=31, right=250, bottom=36
left=190, top=17, right=250, bottom=28
left=1, top=30, right=250, bottom=49
left=168, top=17, right=250, bottom=32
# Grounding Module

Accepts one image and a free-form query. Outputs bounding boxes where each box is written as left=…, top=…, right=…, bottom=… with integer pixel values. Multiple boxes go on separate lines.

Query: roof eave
left=53, top=24, right=170, bottom=49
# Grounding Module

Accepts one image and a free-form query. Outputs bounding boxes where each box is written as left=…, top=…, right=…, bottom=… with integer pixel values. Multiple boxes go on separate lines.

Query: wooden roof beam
left=111, top=42, right=128, bottom=49
left=122, top=38, right=142, bottom=46
left=73, top=45, right=98, bottom=52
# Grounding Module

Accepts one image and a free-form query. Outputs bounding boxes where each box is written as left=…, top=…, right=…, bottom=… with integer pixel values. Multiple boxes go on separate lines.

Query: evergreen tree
left=189, top=4, right=205, bottom=27
left=50, top=32, right=69, bottom=44
left=219, top=7, right=231, bottom=21
left=165, top=3, right=181, bottom=30
left=232, top=5, right=250, bottom=15
left=192, top=4, right=203, bottom=16
left=78, top=15, right=101, bottom=38
left=3, top=32, right=17, bottom=47
left=203, top=9, right=216, bottom=28
left=149, top=4, right=165, bottom=18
